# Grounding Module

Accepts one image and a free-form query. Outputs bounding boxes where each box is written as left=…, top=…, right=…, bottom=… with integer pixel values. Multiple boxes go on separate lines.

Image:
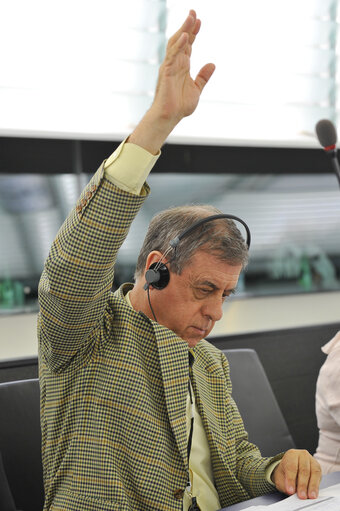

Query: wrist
left=128, top=108, right=180, bottom=155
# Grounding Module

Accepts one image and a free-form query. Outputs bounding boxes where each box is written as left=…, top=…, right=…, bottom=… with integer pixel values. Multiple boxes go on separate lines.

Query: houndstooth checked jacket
left=38, top=162, right=281, bottom=511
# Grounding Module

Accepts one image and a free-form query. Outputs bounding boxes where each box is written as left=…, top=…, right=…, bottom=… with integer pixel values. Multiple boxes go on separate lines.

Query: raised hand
left=128, top=10, right=215, bottom=154
left=153, top=10, right=215, bottom=123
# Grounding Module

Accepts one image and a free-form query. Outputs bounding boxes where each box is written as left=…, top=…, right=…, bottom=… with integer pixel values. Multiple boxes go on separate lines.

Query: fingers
left=165, top=10, right=213, bottom=85
left=150, top=10, right=215, bottom=124
left=309, top=461, right=322, bottom=498
left=167, top=10, right=200, bottom=52
left=295, top=452, right=311, bottom=499
left=300, top=456, right=322, bottom=499
left=275, top=450, right=322, bottom=500
left=289, top=451, right=321, bottom=499
left=192, top=17, right=201, bottom=37
left=184, top=17, right=201, bottom=59
left=280, top=451, right=299, bottom=496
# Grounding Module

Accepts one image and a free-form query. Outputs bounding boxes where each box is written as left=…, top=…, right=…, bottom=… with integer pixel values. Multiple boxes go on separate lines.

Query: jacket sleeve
left=221, top=353, right=284, bottom=497
left=38, top=163, right=149, bottom=373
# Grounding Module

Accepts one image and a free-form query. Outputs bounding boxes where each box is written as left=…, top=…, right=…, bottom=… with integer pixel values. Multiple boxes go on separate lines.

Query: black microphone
left=315, top=119, right=340, bottom=188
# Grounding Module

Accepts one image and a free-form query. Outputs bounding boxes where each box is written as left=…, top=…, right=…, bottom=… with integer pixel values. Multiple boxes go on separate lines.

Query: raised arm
left=38, top=10, right=215, bottom=372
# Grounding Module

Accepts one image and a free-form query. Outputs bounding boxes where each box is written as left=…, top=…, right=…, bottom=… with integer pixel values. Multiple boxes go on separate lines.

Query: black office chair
left=223, top=349, right=295, bottom=457
left=0, top=378, right=44, bottom=511
left=0, top=452, right=16, bottom=511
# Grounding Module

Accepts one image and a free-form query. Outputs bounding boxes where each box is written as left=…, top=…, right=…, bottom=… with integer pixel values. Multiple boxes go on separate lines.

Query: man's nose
left=202, top=297, right=223, bottom=322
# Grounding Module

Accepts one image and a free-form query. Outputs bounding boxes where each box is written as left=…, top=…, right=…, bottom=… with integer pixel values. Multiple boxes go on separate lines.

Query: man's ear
left=144, top=251, right=165, bottom=273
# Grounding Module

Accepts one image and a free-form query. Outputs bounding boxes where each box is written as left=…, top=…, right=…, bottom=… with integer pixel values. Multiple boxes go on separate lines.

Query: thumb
left=195, top=63, right=216, bottom=93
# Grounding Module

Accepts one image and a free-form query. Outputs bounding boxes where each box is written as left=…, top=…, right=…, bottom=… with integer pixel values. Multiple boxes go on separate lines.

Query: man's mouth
left=191, top=326, right=207, bottom=335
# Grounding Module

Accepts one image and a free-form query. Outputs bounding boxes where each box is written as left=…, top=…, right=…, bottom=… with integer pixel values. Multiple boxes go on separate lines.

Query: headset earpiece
left=144, top=262, right=170, bottom=290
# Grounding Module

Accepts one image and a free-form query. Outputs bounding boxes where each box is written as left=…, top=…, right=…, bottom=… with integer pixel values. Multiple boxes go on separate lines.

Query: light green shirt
left=104, top=138, right=160, bottom=194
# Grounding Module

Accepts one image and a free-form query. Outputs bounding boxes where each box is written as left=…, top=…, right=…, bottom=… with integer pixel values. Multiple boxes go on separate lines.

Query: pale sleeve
left=265, top=460, right=281, bottom=485
left=104, top=139, right=160, bottom=195
left=320, top=349, right=340, bottom=426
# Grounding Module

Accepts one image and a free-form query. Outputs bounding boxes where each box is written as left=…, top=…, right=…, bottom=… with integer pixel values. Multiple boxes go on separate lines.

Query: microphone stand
left=328, top=149, right=340, bottom=189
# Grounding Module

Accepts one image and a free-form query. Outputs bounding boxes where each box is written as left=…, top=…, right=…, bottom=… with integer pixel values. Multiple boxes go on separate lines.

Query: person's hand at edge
left=128, top=9, right=215, bottom=154
left=272, top=449, right=322, bottom=500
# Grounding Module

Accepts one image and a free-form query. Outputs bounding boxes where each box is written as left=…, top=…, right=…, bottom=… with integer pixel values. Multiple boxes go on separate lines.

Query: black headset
left=144, top=214, right=251, bottom=292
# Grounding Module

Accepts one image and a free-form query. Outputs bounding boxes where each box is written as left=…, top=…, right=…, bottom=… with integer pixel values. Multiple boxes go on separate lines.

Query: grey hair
left=134, top=204, right=249, bottom=280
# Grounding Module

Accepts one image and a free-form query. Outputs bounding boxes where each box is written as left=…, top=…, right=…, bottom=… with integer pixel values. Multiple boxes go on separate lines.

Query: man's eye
left=222, top=290, right=235, bottom=301
left=199, top=288, right=211, bottom=294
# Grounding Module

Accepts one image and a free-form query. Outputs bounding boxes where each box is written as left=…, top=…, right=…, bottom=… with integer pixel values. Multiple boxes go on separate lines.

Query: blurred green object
left=13, top=280, right=25, bottom=306
left=299, top=255, right=313, bottom=291
left=0, top=278, right=25, bottom=308
left=269, top=243, right=339, bottom=292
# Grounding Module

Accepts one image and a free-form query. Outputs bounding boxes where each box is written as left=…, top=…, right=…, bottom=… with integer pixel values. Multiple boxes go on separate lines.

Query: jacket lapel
left=152, top=321, right=190, bottom=469
left=115, top=286, right=190, bottom=467
left=190, top=343, right=232, bottom=463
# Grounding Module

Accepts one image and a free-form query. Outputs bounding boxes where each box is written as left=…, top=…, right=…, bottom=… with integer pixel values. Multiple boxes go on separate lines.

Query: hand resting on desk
left=272, top=449, right=322, bottom=500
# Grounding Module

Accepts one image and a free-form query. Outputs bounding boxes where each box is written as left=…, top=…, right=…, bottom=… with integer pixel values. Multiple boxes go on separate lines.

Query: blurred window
left=1, top=0, right=340, bottom=146
left=1, top=172, right=339, bottom=312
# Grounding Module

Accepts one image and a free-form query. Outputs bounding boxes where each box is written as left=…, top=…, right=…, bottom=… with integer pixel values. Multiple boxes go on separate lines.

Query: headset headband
left=169, top=214, right=251, bottom=251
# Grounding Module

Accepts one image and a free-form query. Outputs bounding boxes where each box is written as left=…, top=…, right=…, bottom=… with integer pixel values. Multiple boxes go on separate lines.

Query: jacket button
left=85, top=191, right=92, bottom=199
left=174, top=489, right=184, bottom=500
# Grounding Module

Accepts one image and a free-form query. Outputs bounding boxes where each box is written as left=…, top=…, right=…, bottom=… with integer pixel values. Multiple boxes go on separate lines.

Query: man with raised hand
left=38, top=10, right=321, bottom=511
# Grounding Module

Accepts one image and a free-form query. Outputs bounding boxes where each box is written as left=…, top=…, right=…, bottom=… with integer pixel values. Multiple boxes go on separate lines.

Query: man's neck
left=129, top=281, right=150, bottom=318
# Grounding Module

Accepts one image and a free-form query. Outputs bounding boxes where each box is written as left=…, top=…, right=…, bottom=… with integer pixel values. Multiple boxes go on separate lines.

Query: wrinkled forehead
left=182, top=247, right=244, bottom=272
left=183, top=250, right=243, bottom=284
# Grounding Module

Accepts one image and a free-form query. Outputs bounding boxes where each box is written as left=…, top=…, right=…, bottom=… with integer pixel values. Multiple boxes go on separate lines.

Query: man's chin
left=184, top=335, right=204, bottom=348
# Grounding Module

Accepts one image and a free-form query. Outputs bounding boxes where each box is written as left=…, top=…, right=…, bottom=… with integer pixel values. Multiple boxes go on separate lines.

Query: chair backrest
left=0, top=378, right=44, bottom=511
left=223, top=348, right=295, bottom=457
left=0, top=452, right=16, bottom=511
